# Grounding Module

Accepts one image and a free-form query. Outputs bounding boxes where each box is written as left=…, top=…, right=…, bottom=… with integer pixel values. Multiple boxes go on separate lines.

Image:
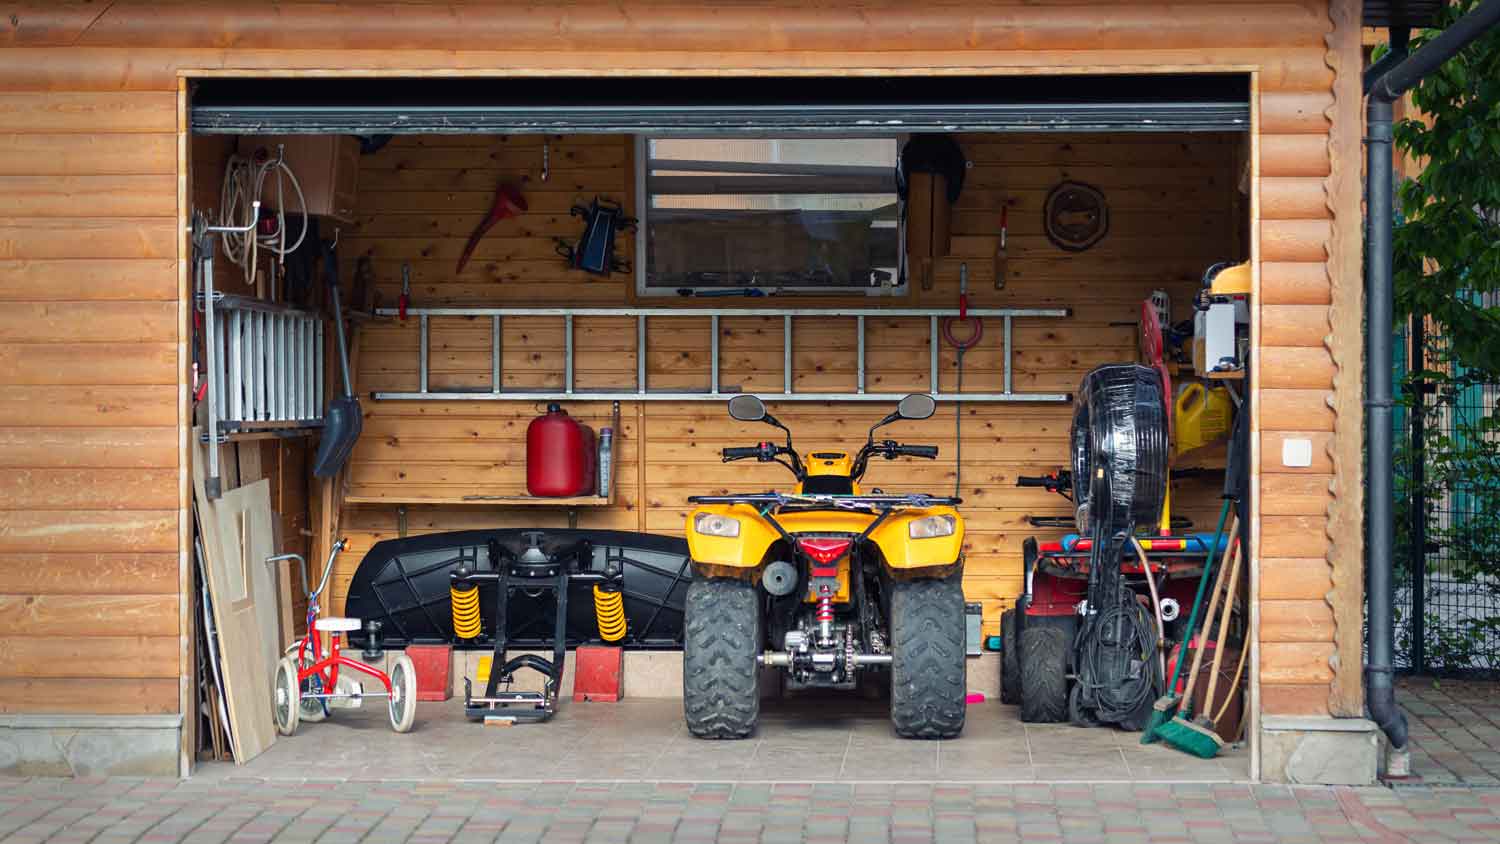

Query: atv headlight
left=694, top=513, right=741, bottom=538
left=908, top=515, right=957, bottom=539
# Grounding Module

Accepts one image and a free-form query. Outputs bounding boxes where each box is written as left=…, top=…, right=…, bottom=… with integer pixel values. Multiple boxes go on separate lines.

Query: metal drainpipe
left=1364, top=0, right=1500, bottom=754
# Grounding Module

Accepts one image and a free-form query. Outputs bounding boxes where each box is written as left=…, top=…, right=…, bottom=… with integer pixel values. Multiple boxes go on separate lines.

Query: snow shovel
left=312, top=237, right=361, bottom=477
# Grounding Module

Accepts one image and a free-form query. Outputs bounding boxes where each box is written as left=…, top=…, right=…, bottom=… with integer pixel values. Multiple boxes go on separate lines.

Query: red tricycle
left=268, top=539, right=417, bottom=735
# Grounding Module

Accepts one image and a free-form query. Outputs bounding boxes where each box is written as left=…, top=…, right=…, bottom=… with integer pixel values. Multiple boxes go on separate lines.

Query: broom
left=1158, top=527, right=1242, bottom=759
left=1140, top=498, right=1232, bottom=744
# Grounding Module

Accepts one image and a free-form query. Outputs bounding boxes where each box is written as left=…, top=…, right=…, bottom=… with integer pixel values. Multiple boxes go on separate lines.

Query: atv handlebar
left=1016, top=471, right=1072, bottom=498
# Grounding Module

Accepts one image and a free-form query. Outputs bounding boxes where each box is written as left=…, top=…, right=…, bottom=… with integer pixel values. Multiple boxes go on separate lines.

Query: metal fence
left=1394, top=307, right=1500, bottom=675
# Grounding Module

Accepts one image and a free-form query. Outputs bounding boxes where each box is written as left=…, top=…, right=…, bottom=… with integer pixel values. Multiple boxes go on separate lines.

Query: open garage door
left=190, top=74, right=1249, bottom=135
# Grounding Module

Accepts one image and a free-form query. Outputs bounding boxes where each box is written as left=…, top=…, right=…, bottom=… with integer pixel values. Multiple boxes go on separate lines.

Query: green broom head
left=1156, top=714, right=1225, bottom=759
left=1139, top=694, right=1179, bottom=745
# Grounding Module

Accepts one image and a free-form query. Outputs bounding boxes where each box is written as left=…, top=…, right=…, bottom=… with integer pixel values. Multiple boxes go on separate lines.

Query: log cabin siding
left=0, top=0, right=1359, bottom=722
left=0, top=83, right=181, bottom=714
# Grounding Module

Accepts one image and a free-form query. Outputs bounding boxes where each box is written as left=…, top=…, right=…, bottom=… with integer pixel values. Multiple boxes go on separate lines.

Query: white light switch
left=1282, top=438, right=1313, bottom=468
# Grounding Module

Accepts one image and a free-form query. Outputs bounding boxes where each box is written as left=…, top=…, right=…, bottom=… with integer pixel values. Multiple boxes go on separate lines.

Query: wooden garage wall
left=0, top=0, right=1358, bottom=723
left=329, top=130, right=1241, bottom=634
left=0, top=90, right=181, bottom=714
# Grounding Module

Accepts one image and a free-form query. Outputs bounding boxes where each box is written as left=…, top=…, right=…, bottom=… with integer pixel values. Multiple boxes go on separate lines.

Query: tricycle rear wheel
left=273, top=656, right=300, bottom=737
left=387, top=653, right=417, bottom=733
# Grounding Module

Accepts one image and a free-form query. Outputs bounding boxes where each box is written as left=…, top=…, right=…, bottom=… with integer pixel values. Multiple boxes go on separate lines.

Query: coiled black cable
left=1076, top=586, right=1161, bottom=725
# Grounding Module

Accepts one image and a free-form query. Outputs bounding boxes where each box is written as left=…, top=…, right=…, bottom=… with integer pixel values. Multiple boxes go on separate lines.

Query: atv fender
left=869, top=506, right=965, bottom=572
left=685, top=504, right=781, bottom=569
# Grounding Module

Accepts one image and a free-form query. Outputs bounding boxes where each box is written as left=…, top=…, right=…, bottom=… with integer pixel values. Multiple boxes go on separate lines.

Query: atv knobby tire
left=683, top=577, right=761, bottom=739
left=999, top=608, right=1021, bottom=705
left=890, top=576, right=967, bottom=739
left=1019, top=623, right=1070, bottom=723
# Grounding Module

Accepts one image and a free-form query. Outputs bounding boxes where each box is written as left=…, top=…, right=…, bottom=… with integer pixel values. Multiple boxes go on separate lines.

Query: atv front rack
left=687, top=492, right=961, bottom=511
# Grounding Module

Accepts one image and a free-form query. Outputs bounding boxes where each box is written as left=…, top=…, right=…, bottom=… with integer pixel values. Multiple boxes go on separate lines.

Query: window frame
left=633, top=135, right=909, bottom=299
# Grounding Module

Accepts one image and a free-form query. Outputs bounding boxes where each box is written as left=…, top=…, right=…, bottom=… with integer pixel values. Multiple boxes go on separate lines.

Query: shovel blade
left=313, top=396, right=363, bottom=478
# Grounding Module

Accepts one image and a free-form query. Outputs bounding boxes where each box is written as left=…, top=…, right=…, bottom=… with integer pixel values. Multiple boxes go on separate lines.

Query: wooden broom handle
left=1180, top=514, right=1238, bottom=709
left=1200, top=531, right=1243, bottom=719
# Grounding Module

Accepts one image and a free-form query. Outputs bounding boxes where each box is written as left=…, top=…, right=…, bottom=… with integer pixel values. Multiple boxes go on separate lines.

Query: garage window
left=638, top=137, right=903, bottom=297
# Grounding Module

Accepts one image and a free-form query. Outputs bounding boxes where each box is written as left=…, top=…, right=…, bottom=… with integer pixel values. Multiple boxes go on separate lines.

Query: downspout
left=1363, top=0, right=1500, bottom=755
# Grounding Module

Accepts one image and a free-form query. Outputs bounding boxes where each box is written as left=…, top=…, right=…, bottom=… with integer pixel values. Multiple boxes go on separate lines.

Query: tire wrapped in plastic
left=1068, top=364, right=1169, bottom=536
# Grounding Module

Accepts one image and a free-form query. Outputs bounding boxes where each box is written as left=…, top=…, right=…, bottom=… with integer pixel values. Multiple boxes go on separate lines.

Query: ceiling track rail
left=190, top=103, right=1250, bottom=136
left=370, top=306, right=1072, bottom=404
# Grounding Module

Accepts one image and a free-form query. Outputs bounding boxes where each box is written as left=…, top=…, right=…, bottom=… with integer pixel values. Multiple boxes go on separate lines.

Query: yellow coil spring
left=593, top=585, right=627, bottom=643
left=451, top=583, right=482, bottom=640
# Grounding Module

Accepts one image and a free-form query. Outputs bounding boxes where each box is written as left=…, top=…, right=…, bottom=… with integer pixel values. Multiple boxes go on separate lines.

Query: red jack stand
left=572, top=645, right=624, bottom=702
left=406, top=644, right=452, bottom=702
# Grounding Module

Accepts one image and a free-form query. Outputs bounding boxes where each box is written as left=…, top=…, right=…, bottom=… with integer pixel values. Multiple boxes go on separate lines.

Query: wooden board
left=192, top=432, right=276, bottom=764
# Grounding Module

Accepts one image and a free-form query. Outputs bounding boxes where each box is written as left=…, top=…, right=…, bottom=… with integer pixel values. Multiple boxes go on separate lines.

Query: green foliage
left=1388, top=2, right=1500, bottom=670
left=1392, top=0, right=1500, bottom=376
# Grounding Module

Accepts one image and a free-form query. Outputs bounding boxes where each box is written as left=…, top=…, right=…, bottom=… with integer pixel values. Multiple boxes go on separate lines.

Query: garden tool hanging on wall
left=312, top=233, right=362, bottom=478
left=456, top=182, right=528, bottom=275
left=556, top=196, right=637, bottom=276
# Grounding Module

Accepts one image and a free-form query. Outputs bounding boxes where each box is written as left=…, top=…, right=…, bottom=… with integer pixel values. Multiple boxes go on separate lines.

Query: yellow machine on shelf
left=682, top=393, right=968, bottom=740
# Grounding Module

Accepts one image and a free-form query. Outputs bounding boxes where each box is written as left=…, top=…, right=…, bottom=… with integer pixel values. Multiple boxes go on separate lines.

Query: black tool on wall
left=556, top=196, right=636, bottom=276
left=311, top=236, right=362, bottom=477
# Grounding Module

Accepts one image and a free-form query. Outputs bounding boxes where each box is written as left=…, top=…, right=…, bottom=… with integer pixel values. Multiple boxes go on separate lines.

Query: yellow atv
left=683, top=394, right=967, bottom=739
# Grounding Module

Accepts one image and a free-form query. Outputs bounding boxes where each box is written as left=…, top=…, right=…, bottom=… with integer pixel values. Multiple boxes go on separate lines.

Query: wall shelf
left=344, top=494, right=612, bottom=507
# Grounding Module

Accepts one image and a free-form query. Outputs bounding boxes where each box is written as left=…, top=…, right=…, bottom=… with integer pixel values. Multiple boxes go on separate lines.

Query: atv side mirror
left=727, top=394, right=767, bottom=422
left=897, top=393, right=936, bottom=421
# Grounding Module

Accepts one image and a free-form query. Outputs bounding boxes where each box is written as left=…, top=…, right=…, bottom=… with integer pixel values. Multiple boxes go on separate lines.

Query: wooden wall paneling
left=0, top=47, right=1332, bottom=94
left=331, top=128, right=1244, bottom=629
left=0, top=0, right=1347, bottom=723
left=1321, top=0, right=1366, bottom=718
left=53, top=4, right=1334, bottom=53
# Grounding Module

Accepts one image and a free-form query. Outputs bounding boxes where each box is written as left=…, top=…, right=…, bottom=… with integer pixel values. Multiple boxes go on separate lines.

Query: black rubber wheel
left=1019, top=623, right=1070, bottom=723
left=889, top=576, right=967, bottom=739
left=1068, top=682, right=1102, bottom=728
left=999, top=609, right=1021, bottom=705
left=683, top=577, right=761, bottom=739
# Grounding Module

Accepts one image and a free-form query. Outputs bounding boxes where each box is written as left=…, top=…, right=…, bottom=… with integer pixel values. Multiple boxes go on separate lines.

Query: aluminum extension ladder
left=192, top=208, right=327, bottom=498
left=371, top=306, right=1071, bottom=403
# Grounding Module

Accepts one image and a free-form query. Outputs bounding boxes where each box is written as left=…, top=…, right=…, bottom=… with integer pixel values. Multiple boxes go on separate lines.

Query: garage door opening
left=186, top=74, right=1254, bottom=781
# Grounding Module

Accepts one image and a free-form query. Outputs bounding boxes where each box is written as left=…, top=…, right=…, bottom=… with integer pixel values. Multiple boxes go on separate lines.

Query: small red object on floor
left=573, top=645, right=624, bottom=702
left=405, top=644, right=452, bottom=702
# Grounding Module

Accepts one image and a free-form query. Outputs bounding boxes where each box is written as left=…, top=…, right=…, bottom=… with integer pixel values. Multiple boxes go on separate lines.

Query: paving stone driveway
left=6, top=777, right=1500, bottom=843
left=1399, top=678, right=1500, bottom=787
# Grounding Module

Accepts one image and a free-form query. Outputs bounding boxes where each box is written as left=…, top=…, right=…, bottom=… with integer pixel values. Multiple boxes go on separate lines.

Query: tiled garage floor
left=205, top=697, right=1250, bottom=783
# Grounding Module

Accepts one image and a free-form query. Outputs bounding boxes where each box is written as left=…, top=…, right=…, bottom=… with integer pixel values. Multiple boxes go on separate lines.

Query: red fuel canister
left=527, top=403, right=597, bottom=497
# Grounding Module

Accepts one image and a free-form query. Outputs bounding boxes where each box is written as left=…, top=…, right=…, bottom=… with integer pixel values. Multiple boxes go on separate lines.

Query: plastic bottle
left=597, top=427, right=614, bottom=498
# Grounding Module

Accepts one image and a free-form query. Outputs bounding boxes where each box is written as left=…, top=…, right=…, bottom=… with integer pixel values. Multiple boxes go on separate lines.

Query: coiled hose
left=219, top=151, right=310, bottom=286
left=1077, top=587, right=1161, bottom=724
left=451, top=582, right=482, bottom=640
left=594, top=584, right=626, bottom=643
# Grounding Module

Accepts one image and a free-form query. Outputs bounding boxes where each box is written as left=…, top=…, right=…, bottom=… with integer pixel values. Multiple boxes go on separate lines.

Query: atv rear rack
left=687, top=492, right=961, bottom=510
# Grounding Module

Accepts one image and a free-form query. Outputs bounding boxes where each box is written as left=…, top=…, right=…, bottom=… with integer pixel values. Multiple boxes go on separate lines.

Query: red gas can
left=527, top=403, right=597, bottom=497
